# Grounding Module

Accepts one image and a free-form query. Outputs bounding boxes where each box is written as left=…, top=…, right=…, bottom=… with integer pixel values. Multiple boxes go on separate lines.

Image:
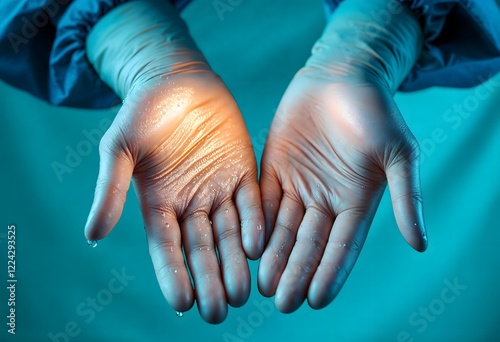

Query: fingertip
left=398, top=215, right=428, bottom=253
left=226, top=276, right=250, bottom=308
left=257, top=257, right=278, bottom=298
left=85, top=150, right=133, bottom=241
left=197, top=292, right=228, bottom=324
left=235, top=180, right=266, bottom=260
left=243, top=244, right=261, bottom=261
left=307, top=295, right=323, bottom=311
left=306, top=291, right=332, bottom=310
left=386, top=158, right=428, bottom=253
left=241, top=213, right=265, bottom=260
left=156, top=261, right=195, bottom=313
left=84, top=193, right=125, bottom=240
left=307, top=266, right=344, bottom=309
left=84, top=215, right=108, bottom=241
left=409, top=225, right=428, bottom=253
left=274, top=294, right=297, bottom=314
left=257, top=282, right=276, bottom=298
left=257, top=246, right=283, bottom=297
left=274, top=284, right=304, bottom=314
left=420, top=233, right=428, bottom=252
left=306, top=276, right=341, bottom=311
left=170, top=287, right=195, bottom=313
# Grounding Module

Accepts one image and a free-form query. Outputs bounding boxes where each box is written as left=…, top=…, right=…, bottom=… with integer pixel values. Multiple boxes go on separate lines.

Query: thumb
left=85, top=137, right=134, bottom=242
left=386, top=148, right=428, bottom=252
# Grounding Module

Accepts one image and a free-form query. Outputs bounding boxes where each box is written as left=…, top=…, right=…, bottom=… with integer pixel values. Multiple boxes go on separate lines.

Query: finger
left=275, top=207, right=333, bottom=313
left=259, top=164, right=283, bottom=244
left=235, top=177, right=265, bottom=260
left=307, top=209, right=371, bottom=309
left=85, top=142, right=133, bottom=241
left=212, top=200, right=250, bottom=307
left=144, top=210, right=194, bottom=312
left=386, top=152, right=427, bottom=252
left=258, top=194, right=304, bottom=297
left=182, top=212, right=227, bottom=324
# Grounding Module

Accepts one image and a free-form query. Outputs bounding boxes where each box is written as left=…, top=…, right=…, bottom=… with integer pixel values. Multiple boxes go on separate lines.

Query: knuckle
left=327, top=239, right=361, bottom=253
left=187, top=240, right=214, bottom=256
left=296, top=233, right=325, bottom=253
left=182, top=210, right=209, bottom=225
left=193, top=268, right=220, bottom=284
left=217, top=226, right=239, bottom=244
left=287, top=259, right=316, bottom=280
left=275, top=221, right=295, bottom=235
left=148, top=239, right=181, bottom=256
left=394, top=190, right=423, bottom=203
left=95, top=180, right=127, bottom=200
left=155, top=262, right=186, bottom=283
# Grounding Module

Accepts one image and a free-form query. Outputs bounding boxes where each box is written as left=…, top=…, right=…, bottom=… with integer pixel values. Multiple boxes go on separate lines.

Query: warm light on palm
left=84, top=72, right=265, bottom=324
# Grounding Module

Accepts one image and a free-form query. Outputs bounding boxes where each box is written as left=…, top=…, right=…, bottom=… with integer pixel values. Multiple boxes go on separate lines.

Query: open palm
left=84, top=72, right=264, bottom=324
left=258, top=69, right=428, bottom=312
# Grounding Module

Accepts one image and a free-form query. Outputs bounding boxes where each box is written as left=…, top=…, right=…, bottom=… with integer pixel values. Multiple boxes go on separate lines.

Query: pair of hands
left=84, top=64, right=427, bottom=324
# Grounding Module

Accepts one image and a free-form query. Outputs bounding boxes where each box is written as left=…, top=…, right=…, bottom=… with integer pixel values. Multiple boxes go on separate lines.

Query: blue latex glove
left=258, top=0, right=428, bottom=312
left=85, top=0, right=265, bottom=324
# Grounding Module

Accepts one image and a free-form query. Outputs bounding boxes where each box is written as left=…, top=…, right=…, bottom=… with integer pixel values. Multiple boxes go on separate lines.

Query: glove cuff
left=86, top=0, right=209, bottom=99
left=306, top=0, right=423, bottom=94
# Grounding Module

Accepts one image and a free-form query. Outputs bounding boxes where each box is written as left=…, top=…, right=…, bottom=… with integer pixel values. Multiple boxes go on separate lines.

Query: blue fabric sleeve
left=324, top=0, right=500, bottom=91
left=0, top=0, right=191, bottom=108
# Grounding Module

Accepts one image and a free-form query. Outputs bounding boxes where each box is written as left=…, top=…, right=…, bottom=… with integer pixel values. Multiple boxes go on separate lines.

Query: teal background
left=1, top=0, right=500, bottom=341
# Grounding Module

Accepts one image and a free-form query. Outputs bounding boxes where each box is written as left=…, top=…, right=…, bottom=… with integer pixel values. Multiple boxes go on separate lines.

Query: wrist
left=86, top=0, right=210, bottom=99
left=305, top=0, right=423, bottom=94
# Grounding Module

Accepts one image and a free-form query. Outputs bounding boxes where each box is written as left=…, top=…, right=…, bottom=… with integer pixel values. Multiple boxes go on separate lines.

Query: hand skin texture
left=85, top=72, right=265, bottom=324
left=258, top=0, right=428, bottom=313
